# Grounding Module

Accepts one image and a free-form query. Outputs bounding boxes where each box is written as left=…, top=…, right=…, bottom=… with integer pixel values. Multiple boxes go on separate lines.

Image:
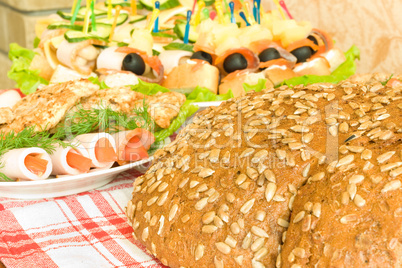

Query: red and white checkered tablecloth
left=0, top=169, right=166, bottom=268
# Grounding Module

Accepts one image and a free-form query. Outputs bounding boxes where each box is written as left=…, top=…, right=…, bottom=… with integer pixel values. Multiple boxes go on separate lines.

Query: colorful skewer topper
left=183, top=10, right=192, bottom=44
left=272, top=0, right=286, bottom=19
left=279, top=0, right=293, bottom=19
left=193, top=0, right=205, bottom=26
left=215, top=0, right=225, bottom=24
left=109, top=5, right=122, bottom=41
left=153, top=1, right=160, bottom=32
left=108, top=0, right=112, bottom=19
left=147, top=6, right=160, bottom=32
left=90, top=0, right=97, bottom=31
left=83, top=0, right=92, bottom=34
left=71, top=0, right=82, bottom=24
left=229, top=2, right=235, bottom=24
left=131, top=0, right=137, bottom=15
left=239, top=10, right=250, bottom=26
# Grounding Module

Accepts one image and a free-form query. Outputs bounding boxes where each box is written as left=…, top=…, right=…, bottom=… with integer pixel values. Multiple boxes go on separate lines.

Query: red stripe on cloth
left=0, top=209, right=57, bottom=267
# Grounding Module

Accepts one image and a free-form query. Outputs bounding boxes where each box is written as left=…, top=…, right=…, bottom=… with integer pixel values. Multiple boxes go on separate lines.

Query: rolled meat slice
left=116, top=47, right=164, bottom=84
left=96, top=46, right=127, bottom=70
left=112, top=129, right=155, bottom=166
left=50, top=143, right=92, bottom=176
left=158, top=50, right=192, bottom=74
left=57, top=39, right=105, bottom=76
left=214, top=47, right=260, bottom=76
left=0, top=148, right=52, bottom=181
left=72, top=133, right=117, bottom=169
left=249, top=39, right=297, bottom=69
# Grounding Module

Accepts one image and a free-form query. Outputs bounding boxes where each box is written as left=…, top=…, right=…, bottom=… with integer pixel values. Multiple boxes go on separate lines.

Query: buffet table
left=0, top=169, right=164, bottom=268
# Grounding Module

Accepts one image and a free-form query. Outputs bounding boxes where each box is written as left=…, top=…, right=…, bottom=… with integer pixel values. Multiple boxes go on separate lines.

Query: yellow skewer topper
left=272, top=0, right=286, bottom=19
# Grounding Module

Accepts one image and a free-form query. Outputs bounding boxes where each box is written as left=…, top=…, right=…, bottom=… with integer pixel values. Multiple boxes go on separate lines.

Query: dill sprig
left=0, top=173, right=12, bottom=182
left=54, top=100, right=155, bottom=139
left=0, top=126, right=70, bottom=157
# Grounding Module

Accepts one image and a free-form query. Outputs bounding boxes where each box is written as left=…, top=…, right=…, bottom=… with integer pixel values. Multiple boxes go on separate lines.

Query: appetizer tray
left=0, top=157, right=153, bottom=200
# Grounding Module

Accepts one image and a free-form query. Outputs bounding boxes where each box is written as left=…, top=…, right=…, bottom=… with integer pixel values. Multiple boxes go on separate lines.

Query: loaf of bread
left=126, top=73, right=402, bottom=267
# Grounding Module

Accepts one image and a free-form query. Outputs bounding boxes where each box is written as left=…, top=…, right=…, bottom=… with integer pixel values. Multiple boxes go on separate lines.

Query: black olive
left=223, top=53, right=247, bottom=73
left=307, top=35, right=319, bottom=46
left=190, top=51, right=213, bottom=65
left=258, top=47, right=281, bottom=63
left=290, top=46, right=313, bottom=63
left=122, top=53, right=146, bottom=75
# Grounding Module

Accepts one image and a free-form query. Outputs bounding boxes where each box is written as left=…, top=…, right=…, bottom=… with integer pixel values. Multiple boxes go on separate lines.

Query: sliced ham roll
left=57, top=39, right=105, bottom=76
left=50, top=143, right=92, bottom=176
left=112, top=129, right=155, bottom=166
left=158, top=50, right=192, bottom=74
left=72, top=133, right=117, bottom=169
left=0, top=148, right=52, bottom=181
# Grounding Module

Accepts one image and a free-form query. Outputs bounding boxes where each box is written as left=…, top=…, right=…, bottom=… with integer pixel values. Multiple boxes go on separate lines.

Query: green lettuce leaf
left=243, top=78, right=267, bottom=93
left=7, top=43, right=49, bottom=94
left=280, top=45, right=360, bottom=87
left=87, top=76, right=110, bottom=89
left=185, top=86, right=233, bottom=104
left=131, top=79, right=170, bottom=95
left=153, top=103, right=199, bottom=142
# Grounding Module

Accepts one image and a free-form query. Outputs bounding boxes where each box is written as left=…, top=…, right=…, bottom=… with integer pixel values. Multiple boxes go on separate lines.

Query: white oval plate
left=0, top=157, right=153, bottom=200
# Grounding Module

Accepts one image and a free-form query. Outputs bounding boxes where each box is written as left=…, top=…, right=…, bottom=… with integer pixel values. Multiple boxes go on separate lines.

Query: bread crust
left=126, top=73, right=402, bottom=268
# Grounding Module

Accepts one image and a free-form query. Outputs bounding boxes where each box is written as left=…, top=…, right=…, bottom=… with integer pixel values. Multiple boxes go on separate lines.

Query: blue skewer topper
left=183, top=10, right=192, bottom=44
left=153, top=1, right=160, bottom=33
left=239, top=11, right=250, bottom=26
left=229, top=2, right=235, bottom=24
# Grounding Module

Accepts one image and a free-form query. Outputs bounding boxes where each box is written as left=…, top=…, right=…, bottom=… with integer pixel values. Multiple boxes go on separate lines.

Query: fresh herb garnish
left=381, top=74, right=394, bottom=86
left=0, top=173, right=12, bottom=182
left=55, top=101, right=155, bottom=139
left=0, top=126, right=70, bottom=157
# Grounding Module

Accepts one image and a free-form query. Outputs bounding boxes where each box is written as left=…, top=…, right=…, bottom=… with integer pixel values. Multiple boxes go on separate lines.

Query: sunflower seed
left=242, top=232, right=252, bottom=249
left=251, top=226, right=269, bottom=238
left=340, top=214, right=358, bottom=224
left=361, top=149, right=372, bottom=160
left=195, top=244, right=205, bottom=261
left=278, top=218, right=289, bottom=228
left=313, top=203, right=321, bottom=218
left=157, top=191, right=169, bottom=206
left=293, top=247, right=306, bottom=258
left=349, top=174, right=365, bottom=184
left=276, top=149, right=287, bottom=160
left=241, top=198, right=255, bottom=214
left=265, top=182, right=277, bottom=202
left=251, top=237, right=265, bottom=252
left=181, top=214, right=190, bottom=223
left=347, top=183, right=357, bottom=200
left=247, top=167, right=259, bottom=180
left=202, top=225, right=218, bottom=233
left=390, top=167, right=402, bottom=177
left=354, top=194, right=366, bottom=207
left=199, top=168, right=215, bottom=178
left=302, top=163, right=311, bottom=178
left=264, top=169, right=276, bottom=183
left=302, top=214, right=312, bottom=232
left=142, top=227, right=149, bottom=241
left=310, top=172, right=325, bottom=182
left=225, top=235, right=237, bottom=248
left=214, top=256, right=224, bottom=268
left=377, top=151, right=395, bottom=164
left=337, top=155, right=354, bottom=167
left=215, top=242, right=231, bottom=255
left=195, top=198, right=209, bottom=210
left=381, top=180, right=401, bottom=193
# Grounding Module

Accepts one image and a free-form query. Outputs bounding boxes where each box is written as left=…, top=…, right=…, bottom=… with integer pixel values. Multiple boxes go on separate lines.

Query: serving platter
left=0, top=101, right=222, bottom=200
left=0, top=157, right=153, bottom=200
